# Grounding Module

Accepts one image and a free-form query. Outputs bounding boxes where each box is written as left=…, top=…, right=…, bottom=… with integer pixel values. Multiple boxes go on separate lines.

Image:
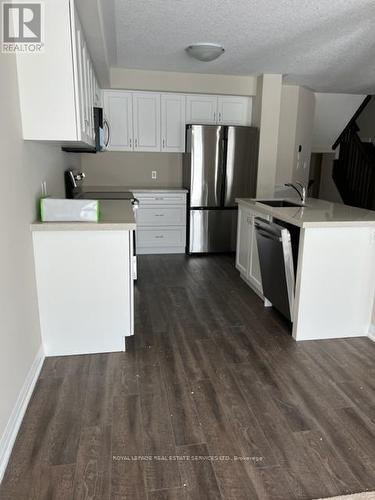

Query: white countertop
left=82, top=185, right=188, bottom=194
left=31, top=200, right=136, bottom=232
left=236, top=197, right=375, bottom=228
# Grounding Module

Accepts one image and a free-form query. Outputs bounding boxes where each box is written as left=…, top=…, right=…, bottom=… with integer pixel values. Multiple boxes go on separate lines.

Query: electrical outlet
left=152, top=171, right=157, bottom=180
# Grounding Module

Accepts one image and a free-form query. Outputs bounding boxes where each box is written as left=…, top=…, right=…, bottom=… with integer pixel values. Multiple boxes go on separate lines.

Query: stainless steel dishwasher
left=254, top=217, right=296, bottom=321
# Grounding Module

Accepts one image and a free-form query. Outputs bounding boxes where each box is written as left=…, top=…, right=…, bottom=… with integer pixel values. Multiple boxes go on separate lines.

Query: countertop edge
left=30, top=222, right=137, bottom=232
left=236, top=198, right=375, bottom=228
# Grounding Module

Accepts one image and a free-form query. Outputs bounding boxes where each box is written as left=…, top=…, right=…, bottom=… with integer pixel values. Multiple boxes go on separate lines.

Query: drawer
left=136, top=227, right=186, bottom=248
left=133, top=192, right=186, bottom=205
left=136, top=205, right=186, bottom=226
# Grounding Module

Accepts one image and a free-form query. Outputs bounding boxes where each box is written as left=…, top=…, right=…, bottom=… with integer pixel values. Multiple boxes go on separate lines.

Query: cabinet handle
left=162, top=138, right=165, bottom=149
left=154, top=214, right=165, bottom=217
left=219, top=112, right=222, bottom=122
left=130, top=138, right=132, bottom=148
left=155, top=235, right=164, bottom=239
left=135, top=138, right=138, bottom=148
left=214, top=112, right=216, bottom=122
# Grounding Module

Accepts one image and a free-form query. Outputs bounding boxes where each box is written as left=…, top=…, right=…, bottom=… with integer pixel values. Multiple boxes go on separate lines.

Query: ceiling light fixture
left=186, top=43, right=225, bottom=62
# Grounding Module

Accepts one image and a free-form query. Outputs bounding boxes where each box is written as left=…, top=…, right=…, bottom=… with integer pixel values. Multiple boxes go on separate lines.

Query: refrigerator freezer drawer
left=189, top=209, right=238, bottom=253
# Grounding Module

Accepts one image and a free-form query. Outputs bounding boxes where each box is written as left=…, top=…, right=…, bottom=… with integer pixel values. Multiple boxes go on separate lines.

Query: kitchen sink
left=257, top=199, right=304, bottom=208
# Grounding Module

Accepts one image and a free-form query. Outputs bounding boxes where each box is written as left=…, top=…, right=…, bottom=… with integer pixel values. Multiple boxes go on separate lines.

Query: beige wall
left=110, top=68, right=257, bottom=96
left=81, top=152, right=183, bottom=187
left=253, top=74, right=282, bottom=197
left=293, top=86, right=315, bottom=185
left=276, top=85, right=299, bottom=186
left=276, top=85, right=315, bottom=188
left=0, top=54, right=78, bottom=458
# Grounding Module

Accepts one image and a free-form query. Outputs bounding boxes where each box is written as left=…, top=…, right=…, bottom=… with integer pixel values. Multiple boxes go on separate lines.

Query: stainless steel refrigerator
left=183, top=124, right=259, bottom=253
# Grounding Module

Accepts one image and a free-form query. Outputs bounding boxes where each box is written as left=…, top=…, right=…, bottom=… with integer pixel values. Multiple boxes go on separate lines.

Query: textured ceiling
left=108, top=0, right=375, bottom=93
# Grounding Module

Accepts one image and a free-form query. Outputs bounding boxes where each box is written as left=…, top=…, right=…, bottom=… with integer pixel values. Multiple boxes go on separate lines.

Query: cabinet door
left=186, top=95, right=218, bottom=124
left=87, top=60, right=95, bottom=141
left=247, top=213, right=262, bottom=291
left=103, top=91, right=133, bottom=151
left=133, top=93, right=161, bottom=152
left=161, top=94, right=186, bottom=152
left=217, top=96, right=252, bottom=125
left=73, top=17, right=85, bottom=140
left=72, top=7, right=94, bottom=145
left=236, top=207, right=252, bottom=276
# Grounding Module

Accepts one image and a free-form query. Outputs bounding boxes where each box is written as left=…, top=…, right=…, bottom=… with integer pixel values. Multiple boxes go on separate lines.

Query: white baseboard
left=369, top=324, right=375, bottom=342
left=0, top=346, right=45, bottom=483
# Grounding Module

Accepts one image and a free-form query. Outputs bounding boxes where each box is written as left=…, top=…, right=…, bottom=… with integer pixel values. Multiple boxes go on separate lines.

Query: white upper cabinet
left=133, top=93, right=161, bottom=152
left=103, top=90, right=253, bottom=152
left=185, top=95, right=218, bottom=124
left=186, top=94, right=252, bottom=126
left=161, top=94, right=186, bottom=152
left=16, top=0, right=99, bottom=145
left=217, top=96, right=252, bottom=126
left=104, top=91, right=133, bottom=151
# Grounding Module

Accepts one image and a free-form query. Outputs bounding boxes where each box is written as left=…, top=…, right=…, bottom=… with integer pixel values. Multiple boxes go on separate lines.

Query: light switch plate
left=152, top=171, right=157, bottom=180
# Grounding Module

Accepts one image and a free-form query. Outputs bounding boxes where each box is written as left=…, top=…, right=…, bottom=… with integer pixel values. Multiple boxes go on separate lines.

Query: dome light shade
left=186, top=43, right=225, bottom=62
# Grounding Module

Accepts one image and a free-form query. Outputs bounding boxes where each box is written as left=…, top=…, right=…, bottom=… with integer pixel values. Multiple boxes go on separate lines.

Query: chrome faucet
left=284, top=182, right=307, bottom=205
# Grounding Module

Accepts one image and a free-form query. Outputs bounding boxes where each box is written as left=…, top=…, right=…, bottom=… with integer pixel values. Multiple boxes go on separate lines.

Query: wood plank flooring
left=1, top=254, right=375, bottom=499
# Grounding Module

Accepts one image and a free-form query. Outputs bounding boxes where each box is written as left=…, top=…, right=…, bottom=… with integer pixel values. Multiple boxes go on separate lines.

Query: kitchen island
left=236, top=197, right=375, bottom=341
left=31, top=200, right=136, bottom=356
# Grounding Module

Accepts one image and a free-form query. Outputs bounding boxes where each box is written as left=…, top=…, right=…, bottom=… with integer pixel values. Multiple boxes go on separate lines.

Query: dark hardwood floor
left=1, top=254, right=375, bottom=499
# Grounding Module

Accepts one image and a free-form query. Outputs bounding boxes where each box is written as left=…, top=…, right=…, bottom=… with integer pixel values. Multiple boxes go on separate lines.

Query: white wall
left=110, top=68, right=257, bottom=96
left=0, top=53, right=78, bottom=477
left=81, top=152, right=182, bottom=187
left=357, top=97, right=375, bottom=142
left=318, top=153, right=343, bottom=203
left=312, top=93, right=366, bottom=152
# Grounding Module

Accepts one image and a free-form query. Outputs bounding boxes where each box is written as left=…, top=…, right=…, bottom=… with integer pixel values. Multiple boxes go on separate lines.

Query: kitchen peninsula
left=236, top=197, right=375, bottom=341
left=31, top=200, right=136, bottom=356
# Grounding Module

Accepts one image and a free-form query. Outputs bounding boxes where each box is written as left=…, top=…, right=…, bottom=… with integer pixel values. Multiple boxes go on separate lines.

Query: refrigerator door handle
left=220, top=137, right=226, bottom=206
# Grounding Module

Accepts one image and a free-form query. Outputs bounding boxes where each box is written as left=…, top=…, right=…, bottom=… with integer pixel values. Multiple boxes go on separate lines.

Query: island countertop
left=236, top=197, right=375, bottom=228
left=31, top=200, right=136, bottom=232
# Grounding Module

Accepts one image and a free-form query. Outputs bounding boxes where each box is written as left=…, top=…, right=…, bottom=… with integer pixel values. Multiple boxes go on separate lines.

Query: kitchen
left=2, top=0, right=375, bottom=499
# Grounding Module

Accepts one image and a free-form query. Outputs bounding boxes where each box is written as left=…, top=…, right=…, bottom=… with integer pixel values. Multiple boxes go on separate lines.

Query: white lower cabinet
left=32, top=229, right=134, bottom=356
left=236, top=205, right=269, bottom=296
left=134, top=191, right=187, bottom=254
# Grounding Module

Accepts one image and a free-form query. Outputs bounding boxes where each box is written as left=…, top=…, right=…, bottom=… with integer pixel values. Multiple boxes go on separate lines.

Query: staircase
left=332, top=95, right=375, bottom=210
